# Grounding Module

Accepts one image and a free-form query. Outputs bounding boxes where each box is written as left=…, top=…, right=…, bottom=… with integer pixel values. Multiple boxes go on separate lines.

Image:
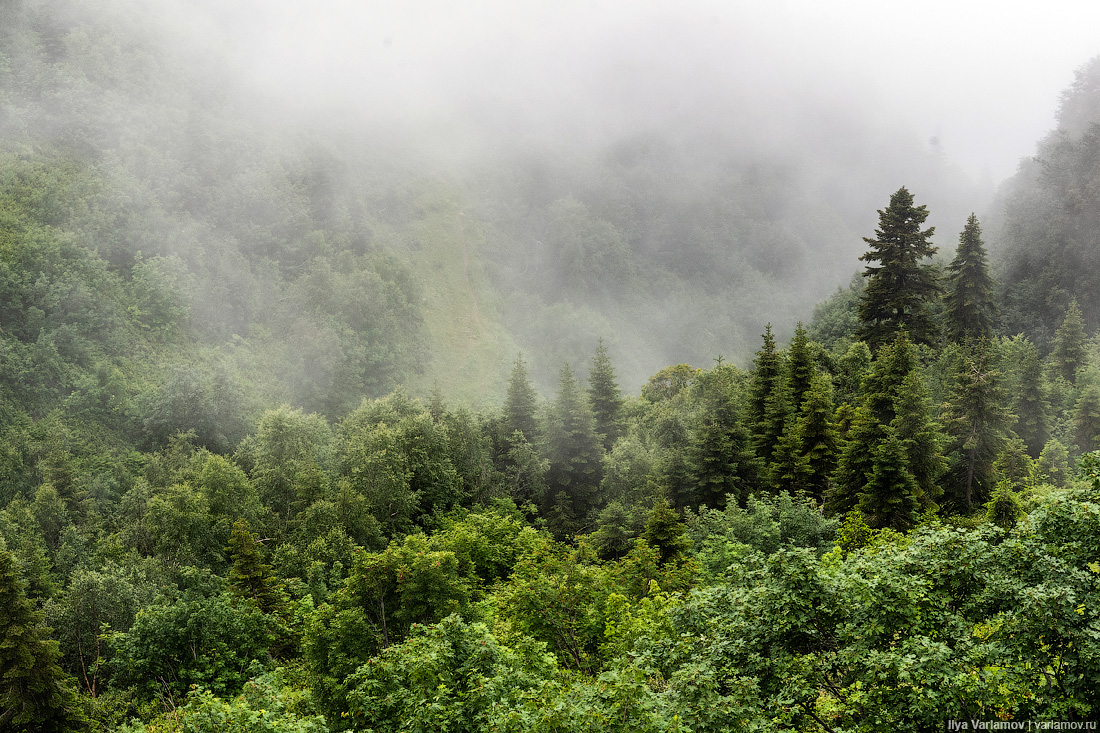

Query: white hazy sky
left=217, top=0, right=1100, bottom=183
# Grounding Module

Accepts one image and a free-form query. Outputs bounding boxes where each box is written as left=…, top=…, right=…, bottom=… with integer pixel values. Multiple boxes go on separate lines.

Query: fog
left=4, top=0, right=1098, bottom=401
left=207, top=0, right=1100, bottom=183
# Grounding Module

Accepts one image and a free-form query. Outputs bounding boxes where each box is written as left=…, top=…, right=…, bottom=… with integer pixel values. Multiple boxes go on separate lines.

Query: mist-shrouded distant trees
left=544, top=364, right=604, bottom=535
left=587, top=339, right=624, bottom=451
left=856, top=187, right=939, bottom=350
left=999, top=57, right=1100, bottom=345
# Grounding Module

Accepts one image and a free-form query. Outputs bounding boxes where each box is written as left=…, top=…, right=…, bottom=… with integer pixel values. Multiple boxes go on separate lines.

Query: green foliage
left=106, top=579, right=280, bottom=702
left=345, top=614, right=556, bottom=733
left=497, top=541, right=609, bottom=675
left=985, top=480, right=1023, bottom=529
left=175, top=670, right=329, bottom=733
left=834, top=509, right=874, bottom=554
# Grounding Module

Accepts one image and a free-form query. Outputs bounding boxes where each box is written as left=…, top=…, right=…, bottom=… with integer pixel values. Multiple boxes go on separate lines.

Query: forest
left=5, top=1, right=1100, bottom=731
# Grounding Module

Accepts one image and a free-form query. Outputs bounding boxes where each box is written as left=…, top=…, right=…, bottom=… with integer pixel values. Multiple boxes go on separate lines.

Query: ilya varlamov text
left=946, top=722, right=1098, bottom=731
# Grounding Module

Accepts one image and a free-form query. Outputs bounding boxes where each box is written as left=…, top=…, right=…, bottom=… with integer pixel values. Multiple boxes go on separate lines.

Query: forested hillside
left=5, top=0, right=1100, bottom=730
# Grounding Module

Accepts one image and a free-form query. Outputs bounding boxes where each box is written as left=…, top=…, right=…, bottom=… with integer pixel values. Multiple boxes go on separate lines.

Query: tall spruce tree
left=748, top=325, right=793, bottom=472
left=0, top=547, right=87, bottom=732
left=787, top=323, right=815, bottom=410
left=859, top=426, right=920, bottom=531
left=503, top=355, right=541, bottom=443
left=1050, top=299, right=1087, bottom=384
left=856, top=187, right=940, bottom=350
left=890, top=369, right=945, bottom=509
left=227, top=518, right=286, bottom=616
left=942, top=341, right=1013, bottom=510
left=1013, top=339, right=1051, bottom=457
left=796, top=373, right=839, bottom=504
left=587, top=339, right=624, bottom=452
left=1072, top=383, right=1100, bottom=454
left=943, top=214, right=997, bottom=343
left=828, top=332, right=932, bottom=517
left=748, top=324, right=783, bottom=431
left=686, top=365, right=760, bottom=508
left=545, top=364, right=604, bottom=531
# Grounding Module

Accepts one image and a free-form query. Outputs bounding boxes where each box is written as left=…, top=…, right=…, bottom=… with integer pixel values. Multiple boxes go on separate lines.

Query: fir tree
left=856, top=187, right=940, bottom=350
left=890, top=369, right=945, bottom=509
left=227, top=518, right=285, bottom=616
left=545, top=364, right=604, bottom=529
left=503, top=355, right=541, bottom=443
left=642, top=499, right=689, bottom=565
left=828, top=333, right=936, bottom=515
left=686, top=373, right=759, bottom=509
left=748, top=324, right=783, bottom=432
left=828, top=405, right=880, bottom=517
left=1013, top=340, right=1051, bottom=457
left=859, top=426, right=920, bottom=531
left=1035, top=438, right=1070, bottom=487
left=834, top=341, right=872, bottom=407
left=769, top=416, right=812, bottom=496
left=1050, top=299, right=1087, bottom=384
left=942, top=342, right=1013, bottom=510
left=943, top=214, right=997, bottom=343
left=796, top=373, right=839, bottom=504
left=757, top=375, right=793, bottom=473
left=587, top=339, right=624, bottom=452
left=985, top=481, right=1023, bottom=530
left=1072, top=383, right=1100, bottom=454
left=0, top=548, right=88, bottom=732
left=787, top=323, right=815, bottom=410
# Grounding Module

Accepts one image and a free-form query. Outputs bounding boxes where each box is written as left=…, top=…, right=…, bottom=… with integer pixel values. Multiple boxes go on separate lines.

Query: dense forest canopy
left=4, top=0, right=1100, bottom=730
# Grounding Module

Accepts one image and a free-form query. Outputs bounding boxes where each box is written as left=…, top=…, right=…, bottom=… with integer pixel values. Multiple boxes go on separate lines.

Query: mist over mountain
left=0, top=0, right=1011, bottom=405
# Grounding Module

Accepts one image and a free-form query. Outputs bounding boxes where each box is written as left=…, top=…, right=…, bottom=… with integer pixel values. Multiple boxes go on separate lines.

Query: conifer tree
left=748, top=324, right=783, bottom=431
left=828, top=405, right=880, bottom=517
left=859, top=426, right=920, bottom=531
left=757, top=375, right=792, bottom=473
left=1072, top=383, right=1100, bottom=453
left=890, top=369, right=945, bottom=509
left=796, top=373, right=839, bottom=504
left=1013, top=340, right=1051, bottom=457
left=856, top=187, right=940, bottom=350
left=1035, top=438, right=1070, bottom=487
left=828, top=333, right=933, bottom=516
left=942, top=342, right=1013, bottom=510
left=503, top=355, right=541, bottom=443
left=834, top=340, right=872, bottom=407
left=786, top=323, right=815, bottom=410
left=545, top=364, right=603, bottom=528
left=1050, top=299, right=1087, bottom=384
left=587, top=339, right=624, bottom=451
left=686, top=369, right=759, bottom=509
left=769, top=416, right=812, bottom=496
left=943, top=214, right=997, bottom=343
left=0, top=547, right=87, bottom=732
left=227, top=518, right=285, bottom=616
left=642, top=499, right=689, bottom=565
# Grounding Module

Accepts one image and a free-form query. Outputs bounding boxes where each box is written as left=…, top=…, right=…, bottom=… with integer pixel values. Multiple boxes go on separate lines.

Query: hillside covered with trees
left=6, top=0, right=1100, bottom=731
